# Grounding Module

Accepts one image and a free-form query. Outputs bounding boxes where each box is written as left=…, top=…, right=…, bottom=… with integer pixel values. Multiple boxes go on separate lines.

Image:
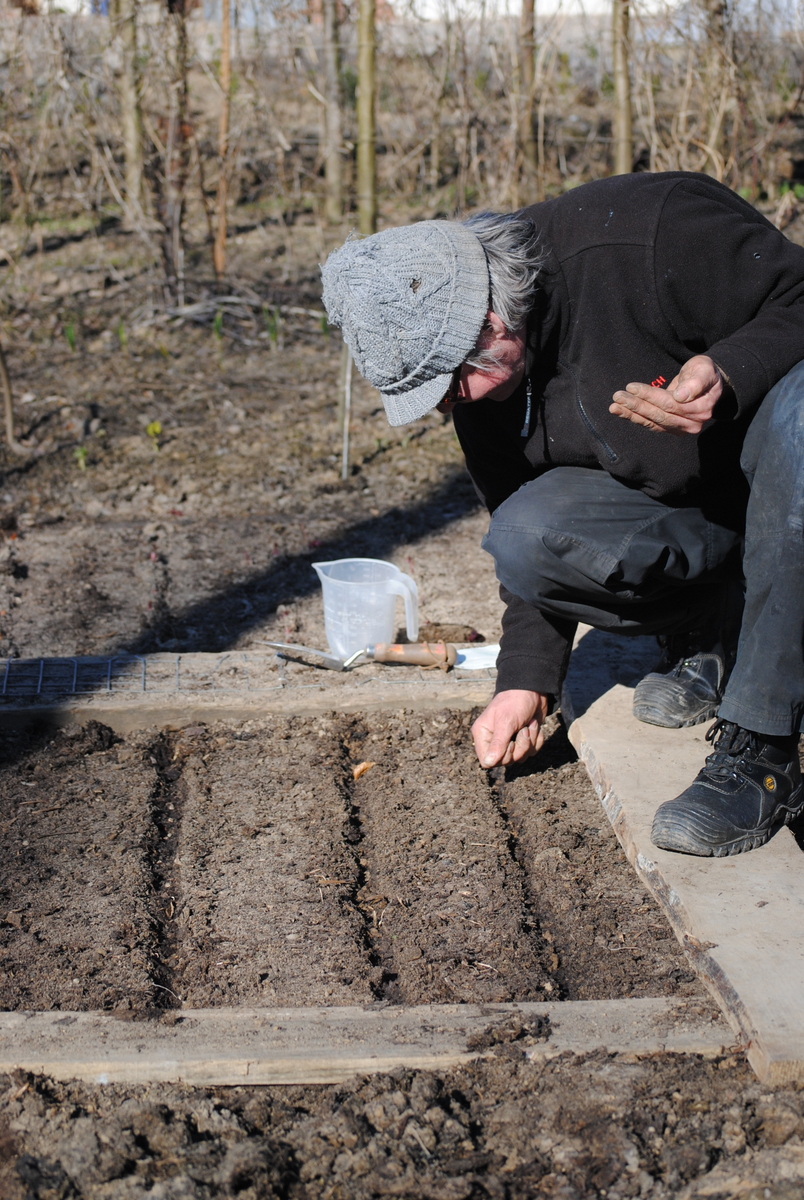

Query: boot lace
left=657, top=631, right=702, bottom=673
left=702, top=719, right=761, bottom=781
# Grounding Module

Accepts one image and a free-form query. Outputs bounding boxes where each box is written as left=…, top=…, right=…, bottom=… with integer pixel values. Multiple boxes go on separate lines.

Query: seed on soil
left=352, top=760, right=375, bottom=780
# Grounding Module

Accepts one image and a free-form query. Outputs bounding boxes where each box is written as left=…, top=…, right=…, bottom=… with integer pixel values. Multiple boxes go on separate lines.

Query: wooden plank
left=0, top=688, right=492, bottom=733
left=0, top=999, right=732, bottom=1086
left=562, top=626, right=804, bottom=1085
left=0, top=653, right=494, bottom=731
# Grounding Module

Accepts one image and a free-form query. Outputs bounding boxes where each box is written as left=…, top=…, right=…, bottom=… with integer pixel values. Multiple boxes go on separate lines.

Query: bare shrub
left=0, top=0, right=802, bottom=300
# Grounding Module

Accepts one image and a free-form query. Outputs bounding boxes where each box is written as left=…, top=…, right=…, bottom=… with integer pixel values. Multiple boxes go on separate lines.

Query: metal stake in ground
left=341, top=349, right=353, bottom=481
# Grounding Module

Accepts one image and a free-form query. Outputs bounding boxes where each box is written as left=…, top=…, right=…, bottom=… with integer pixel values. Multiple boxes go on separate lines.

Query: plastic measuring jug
left=313, top=558, right=419, bottom=660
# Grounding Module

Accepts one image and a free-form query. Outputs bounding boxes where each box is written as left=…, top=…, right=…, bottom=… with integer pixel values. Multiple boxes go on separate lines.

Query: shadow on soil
left=500, top=720, right=579, bottom=778
left=0, top=468, right=484, bottom=770
left=128, top=467, right=483, bottom=655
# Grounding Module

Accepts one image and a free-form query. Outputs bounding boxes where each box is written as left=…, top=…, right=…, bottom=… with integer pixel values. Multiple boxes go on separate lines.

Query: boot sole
left=633, top=701, right=719, bottom=729
left=651, top=788, right=804, bottom=857
left=633, top=659, right=724, bottom=729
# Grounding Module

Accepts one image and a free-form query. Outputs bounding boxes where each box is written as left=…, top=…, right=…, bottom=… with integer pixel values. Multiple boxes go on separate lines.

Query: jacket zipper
left=563, top=360, right=619, bottom=463
left=520, top=379, right=533, bottom=439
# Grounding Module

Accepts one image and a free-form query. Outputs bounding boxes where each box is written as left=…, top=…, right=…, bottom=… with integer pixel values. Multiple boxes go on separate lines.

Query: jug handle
left=386, top=574, right=419, bottom=643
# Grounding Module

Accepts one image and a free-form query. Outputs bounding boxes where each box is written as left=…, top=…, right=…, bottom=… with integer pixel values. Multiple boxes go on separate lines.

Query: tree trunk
left=611, top=0, right=632, bottom=175
left=356, top=0, right=376, bottom=235
left=701, top=0, right=730, bottom=178
left=213, top=0, right=231, bottom=281
left=520, top=0, right=537, bottom=173
left=114, top=0, right=144, bottom=224
left=161, top=2, right=190, bottom=305
left=322, top=0, right=343, bottom=224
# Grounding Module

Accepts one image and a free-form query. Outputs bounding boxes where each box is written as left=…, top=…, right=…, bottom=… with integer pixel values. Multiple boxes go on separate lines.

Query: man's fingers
left=473, top=718, right=538, bottom=767
left=614, top=385, right=704, bottom=418
left=611, top=358, right=723, bottom=435
left=611, top=400, right=669, bottom=431
left=500, top=727, right=534, bottom=766
left=615, top=385, right=678, bottom=416
left=472, top=723, right=492, bottom=762
left=472, top=722, right=503, bottom=767
left=673, top=372, right=711, bottom=404
left=510, top=726, right=531, bottom=763
left=672, top=356, right=722, bottom=404
left=510, top=721, right=543, bottom=763
left=611, top=385, right=714, bottom=432
left=476, top=721, right=519, bottom=767
left=610, top=398, right=701, bottom=435
left=671, top=367, right=706, bottom=403
left=486, top=736, right=513, bottom=766
left=471, top=690, right=547, bottom=768
left=622, top=382, right=658, bottom=402
left=673, top=381, right=695, bottom=402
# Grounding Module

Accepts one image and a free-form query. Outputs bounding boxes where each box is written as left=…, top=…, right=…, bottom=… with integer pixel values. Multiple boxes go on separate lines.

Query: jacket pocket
left=563, top=360, right=619, bottom=464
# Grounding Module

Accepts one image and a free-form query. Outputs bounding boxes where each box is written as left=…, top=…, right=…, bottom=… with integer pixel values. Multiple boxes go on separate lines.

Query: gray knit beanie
left=320, top=221, right=490, bottom=426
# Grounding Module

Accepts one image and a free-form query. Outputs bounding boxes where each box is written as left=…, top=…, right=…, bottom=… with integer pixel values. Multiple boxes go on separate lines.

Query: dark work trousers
left=482, top=359, right=804, bottom=737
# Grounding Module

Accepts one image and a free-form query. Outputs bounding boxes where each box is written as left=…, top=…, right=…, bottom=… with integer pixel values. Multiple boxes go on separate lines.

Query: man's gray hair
left=461, top=210, right=545, bottom=369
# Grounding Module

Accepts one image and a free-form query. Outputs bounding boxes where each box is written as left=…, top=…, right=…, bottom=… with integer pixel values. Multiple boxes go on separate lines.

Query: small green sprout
left=146, top=420, right=162, bottom=450
left=213, top=309, right=224, bottom=343
left=64, top=322, right=77, bottom=352
left=73, top=445, right=88, bottom=470
left=117, top=319, right=127, bottom=350
left=320, top=312, right=329, bottom=336
left=262, top=304, right=280, bottom=346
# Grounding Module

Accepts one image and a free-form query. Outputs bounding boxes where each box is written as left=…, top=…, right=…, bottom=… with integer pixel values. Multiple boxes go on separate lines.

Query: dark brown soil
left=0, top=721, right=160, bottom=1012
left=0, top=714, right=700, bottom=1017
left=494, top=746, right=700, bottom=1002
left=3, top=1049, right=804, bottom=1200
left=348, top=710, right=551, bottom=1006
left=170, top=718, right=373, bottom=1008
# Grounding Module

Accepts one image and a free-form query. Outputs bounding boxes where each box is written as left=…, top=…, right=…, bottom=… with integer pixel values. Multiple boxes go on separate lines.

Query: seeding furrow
left=0, top=710, right=702, bottom=1016
left=346, top=711, right=552, bottom=1004
left=163, top=718, right=374, bottom=1007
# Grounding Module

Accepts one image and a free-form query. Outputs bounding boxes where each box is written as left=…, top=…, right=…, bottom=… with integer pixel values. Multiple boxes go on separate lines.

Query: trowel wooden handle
left=369, top=642, right=457, bottom=669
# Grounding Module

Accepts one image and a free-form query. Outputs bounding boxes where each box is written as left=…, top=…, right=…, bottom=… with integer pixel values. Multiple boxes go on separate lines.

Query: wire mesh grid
left=2, top=656, right=144, bottom=698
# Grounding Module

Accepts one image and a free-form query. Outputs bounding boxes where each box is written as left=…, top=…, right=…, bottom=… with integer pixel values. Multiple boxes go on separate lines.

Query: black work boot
left=633, top=645, right=726, bottom=728
left=633, top=581, right=743, bottom=728
left=651, top=720, right=803, bottom=857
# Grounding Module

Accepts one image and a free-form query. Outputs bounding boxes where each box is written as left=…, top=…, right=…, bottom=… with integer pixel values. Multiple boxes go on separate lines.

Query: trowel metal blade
left=256, top=641, right=347, bottom=671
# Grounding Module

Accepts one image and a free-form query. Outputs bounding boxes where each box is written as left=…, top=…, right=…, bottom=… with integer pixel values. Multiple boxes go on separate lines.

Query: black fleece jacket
left=452, top=171, right=804, bottom=697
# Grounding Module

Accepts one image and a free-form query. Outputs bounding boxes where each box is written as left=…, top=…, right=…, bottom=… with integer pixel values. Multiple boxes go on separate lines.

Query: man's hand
left=471, top=689, right=549, bottom=768
left=610, top=354, right=725, bottom=435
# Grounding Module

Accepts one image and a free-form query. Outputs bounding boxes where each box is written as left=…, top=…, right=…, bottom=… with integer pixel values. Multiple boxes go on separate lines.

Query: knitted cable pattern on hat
left=321, top=222, right=489, bottom=399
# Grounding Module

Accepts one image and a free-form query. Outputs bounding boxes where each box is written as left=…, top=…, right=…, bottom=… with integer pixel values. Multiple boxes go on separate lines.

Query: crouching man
left=320, top=171, right=804, bottom=858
